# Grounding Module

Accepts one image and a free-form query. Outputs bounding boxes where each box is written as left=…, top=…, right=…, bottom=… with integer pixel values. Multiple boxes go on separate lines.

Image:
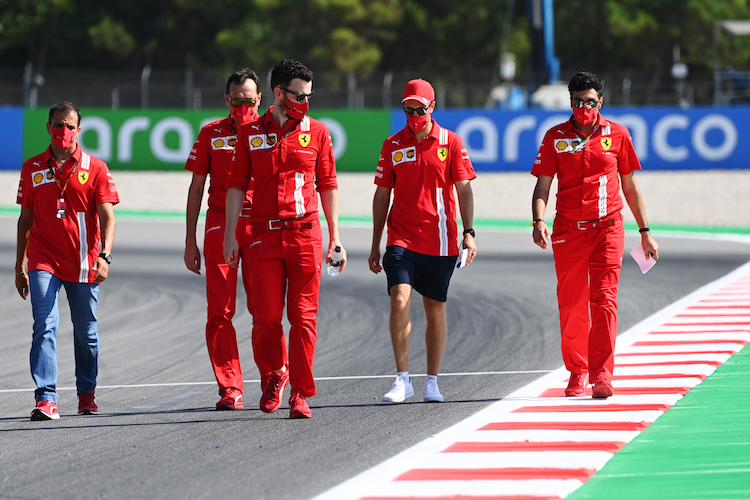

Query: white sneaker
left=423, top=377, right=444, bottom=402
left=383, top=375, right=414, bottom=403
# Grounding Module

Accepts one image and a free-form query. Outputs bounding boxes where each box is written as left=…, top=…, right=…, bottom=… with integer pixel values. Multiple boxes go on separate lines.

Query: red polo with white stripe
left=532, top=115, right=640, bottom=221
left=375, top=119, right=476, bottom=257
left=17, top=144, right=119, bottom=283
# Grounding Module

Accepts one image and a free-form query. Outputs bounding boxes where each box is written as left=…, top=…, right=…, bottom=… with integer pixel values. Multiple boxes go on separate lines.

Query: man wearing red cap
left=532, top=72, right=659, bottom=399
left=225, top=59, right=345, bottom=418
left=369, top=78, right=477, bottom=404
left=184, top=68, right=261, bottom=411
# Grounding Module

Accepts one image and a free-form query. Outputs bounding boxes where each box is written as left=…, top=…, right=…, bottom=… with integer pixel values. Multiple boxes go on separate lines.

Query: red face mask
left=231, top=105, right=258, bottom=125
left=280, top=94, right=309, bottom=120
left=407, top=114, right=429, bottom=133
left=572, top=106, right=599, bottom=126
left=51, top=125, right=77, bottom=149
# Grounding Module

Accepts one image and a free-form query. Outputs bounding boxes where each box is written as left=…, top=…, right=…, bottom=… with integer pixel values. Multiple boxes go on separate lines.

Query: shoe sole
left=290, top=409, right=312, bottom=419
left=564, top=389, right=585, bottom=397
left=423, top=395, right=444, bottom=403
left=78, top=410, right=99, bottom=415
left=383, top=386, right=414, bottom=403
left=592, top=385, right=614, bottom=398
left=216, top=403, right=244, bottom=411
left=31, top=409, right=60, bottom=421
left=260, top=378, right=289, bottom=413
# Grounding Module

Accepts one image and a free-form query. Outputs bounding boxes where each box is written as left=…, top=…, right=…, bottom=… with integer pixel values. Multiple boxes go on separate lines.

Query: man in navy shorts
left=369, top=79, right=477, bottom=403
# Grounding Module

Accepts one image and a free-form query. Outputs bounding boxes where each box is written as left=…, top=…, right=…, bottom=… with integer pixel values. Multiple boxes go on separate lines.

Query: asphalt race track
left=0, top=216, right=748, bottom=500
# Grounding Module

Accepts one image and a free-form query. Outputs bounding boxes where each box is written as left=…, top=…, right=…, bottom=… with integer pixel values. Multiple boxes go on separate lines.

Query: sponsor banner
left=10, top=106, right=750, bottom=171
left=20, top=108, right=390, bottom=172
left=422, top=107, right=750, bottom=171
left=0, top=107, right=24, bottom=170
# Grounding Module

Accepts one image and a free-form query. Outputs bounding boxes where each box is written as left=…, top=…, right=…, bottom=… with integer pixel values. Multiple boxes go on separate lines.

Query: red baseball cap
left=402, top=79, right=435, bottom=107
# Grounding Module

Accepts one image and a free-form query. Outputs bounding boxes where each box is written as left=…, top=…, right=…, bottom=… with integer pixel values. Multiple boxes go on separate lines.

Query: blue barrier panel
left=0, top=107, right=24, bottom=170
left=389, top=106, right=750, bottom=171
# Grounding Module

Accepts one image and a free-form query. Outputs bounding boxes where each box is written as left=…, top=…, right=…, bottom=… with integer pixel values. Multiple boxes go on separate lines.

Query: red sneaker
left=564, top=373, right=588, bottom=397
left=216, top=388, right=243, bottom=410
left=78, top=391, right=99, bottom=415
left=289, top=392, right=311, bottom=419
left=31, top=400, right=60, bottom=421
left=592, top=375, right=614, bottom=399
left=260, top=370, right=289, bottom=413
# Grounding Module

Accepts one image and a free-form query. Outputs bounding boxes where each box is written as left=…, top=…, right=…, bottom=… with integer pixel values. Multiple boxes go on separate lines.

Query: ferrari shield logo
left=437, top=147, right=448, bottom=162
left=78, top=172, right=89, bottom=185
left=298, top=133, right=311, bottom=147
left=601, top=137, right=612, bottom=150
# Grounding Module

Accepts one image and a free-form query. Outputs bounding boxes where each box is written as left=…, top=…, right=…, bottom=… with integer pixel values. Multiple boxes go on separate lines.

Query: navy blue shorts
left=383, top=246, right=457, bottom=302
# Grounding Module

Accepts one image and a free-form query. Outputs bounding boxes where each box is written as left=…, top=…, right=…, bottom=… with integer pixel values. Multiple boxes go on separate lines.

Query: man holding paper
left=531, top=72, right=659, bottom=399
left=369, top=78, right=477, bottom=404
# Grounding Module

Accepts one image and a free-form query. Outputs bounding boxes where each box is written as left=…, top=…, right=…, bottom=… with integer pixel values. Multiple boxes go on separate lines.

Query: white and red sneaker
left=216, top=388, right=243, bottom=410
left=31, top=400, right=60, bottom=421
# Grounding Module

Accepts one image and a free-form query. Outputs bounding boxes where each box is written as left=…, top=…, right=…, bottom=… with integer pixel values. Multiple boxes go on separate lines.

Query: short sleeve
left=375, top=140, right=395, bottom=188
left=531, top=129, right=559, bottom=178
left=185, top=127, right=211, bottom=175
left=449, top=133, right=476, bottom=182
left=315, top=122, right=338, bottom=192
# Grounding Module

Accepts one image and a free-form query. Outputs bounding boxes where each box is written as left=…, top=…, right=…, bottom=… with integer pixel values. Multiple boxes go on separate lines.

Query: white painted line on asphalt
left=0, top=370, right=554, bottom=394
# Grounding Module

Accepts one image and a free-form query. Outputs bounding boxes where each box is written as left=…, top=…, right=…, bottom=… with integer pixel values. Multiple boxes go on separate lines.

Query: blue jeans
left=28, top=270, right=100, bottom=403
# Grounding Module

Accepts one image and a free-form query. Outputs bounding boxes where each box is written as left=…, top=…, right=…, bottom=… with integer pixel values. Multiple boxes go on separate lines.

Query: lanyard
left=571, top=125, right=600, bottom=153
left=47, top=157, right=81, bottom=198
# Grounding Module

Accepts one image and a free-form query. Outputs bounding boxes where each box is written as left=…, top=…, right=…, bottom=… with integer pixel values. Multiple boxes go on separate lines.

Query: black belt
left=253, top=218, right=314, bottom=231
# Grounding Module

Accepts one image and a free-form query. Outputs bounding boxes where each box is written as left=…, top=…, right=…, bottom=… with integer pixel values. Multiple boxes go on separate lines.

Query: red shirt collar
left=43, top=143, right=82, bottom=167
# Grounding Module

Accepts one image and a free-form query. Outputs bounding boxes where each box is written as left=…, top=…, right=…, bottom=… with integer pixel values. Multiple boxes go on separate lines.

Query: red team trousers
left=249, top=215, right=322, bottom=398
left=551, top=212, right=625, bottom=381
left=203, top=208, right=253, bottom=394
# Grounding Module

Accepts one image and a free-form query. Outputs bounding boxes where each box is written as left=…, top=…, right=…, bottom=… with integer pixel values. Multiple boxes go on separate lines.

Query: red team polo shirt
left=375, top=120, right=476, bottom=257
left=532, top=116, right=641, bottom=221
left=228, top=107, right=338, bottom=221
left=185, top=116, right=253, bottom=212
left=17, top=145, right=119, bottom=283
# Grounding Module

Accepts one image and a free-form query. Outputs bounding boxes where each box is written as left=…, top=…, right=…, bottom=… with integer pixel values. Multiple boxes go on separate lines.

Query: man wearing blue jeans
left=15, top=102, right=119, bottom=421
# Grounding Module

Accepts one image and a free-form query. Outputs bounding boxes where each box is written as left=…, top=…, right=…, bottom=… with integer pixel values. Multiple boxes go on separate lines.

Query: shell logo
left=213, top=138, right=225, bottom=148
left=251, top=137, right=264, bottom=148
left=556, top=140, right=569, bottom=151
left=34, top=173, right=44, bottom=184
left=394, top=151, right=404, bottom=163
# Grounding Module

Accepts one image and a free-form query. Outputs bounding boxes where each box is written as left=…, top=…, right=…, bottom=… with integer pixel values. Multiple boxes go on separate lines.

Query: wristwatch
left=98, top=252, right=113, bottom=264
left=462, top=229, right=475, bottom=238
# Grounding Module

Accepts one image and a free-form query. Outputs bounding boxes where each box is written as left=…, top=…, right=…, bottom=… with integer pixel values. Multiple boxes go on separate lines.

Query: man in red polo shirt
left=369, top=79, right=477, bottom=404
left=531, top=72, right=659, bottom=399
left=184, top=68, right=261, bottom=411
left=224, top=59, right=345, bottom=419
left=15, top=101, right=119, bottom=420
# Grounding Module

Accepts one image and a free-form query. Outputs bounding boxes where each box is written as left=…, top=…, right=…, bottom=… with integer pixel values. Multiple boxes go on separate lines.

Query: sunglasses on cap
left=280, top=88, right=315, bottom=102
left=571, top=98, right=600, bottom=109
left=228, top=97, right=258, bottom=108
left=403, top=105, right=430, bottom=116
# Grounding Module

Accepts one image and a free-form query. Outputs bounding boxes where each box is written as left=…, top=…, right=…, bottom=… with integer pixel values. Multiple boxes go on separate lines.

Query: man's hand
left=93, top=257, right=109, bottom=283
left=642, top=232, right=659, bottom=261
left=533, top=221, right=551, bottom=250
left=184, top=243, right=202, bottom=275
left=368, top=248, right=382, bottom=274
left=224, top=236, right=240, bottom=268
left=462, top=233, right=478, bottom=265
left=327, top=242, right=347, bottom=273
left=15, top=271, right=29, bottom=299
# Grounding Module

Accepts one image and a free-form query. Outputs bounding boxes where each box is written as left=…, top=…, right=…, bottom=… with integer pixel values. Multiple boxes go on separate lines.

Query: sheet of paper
left=630, top=243, right=656, bottom=274
left=456, top=248, right=468, bottom=269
